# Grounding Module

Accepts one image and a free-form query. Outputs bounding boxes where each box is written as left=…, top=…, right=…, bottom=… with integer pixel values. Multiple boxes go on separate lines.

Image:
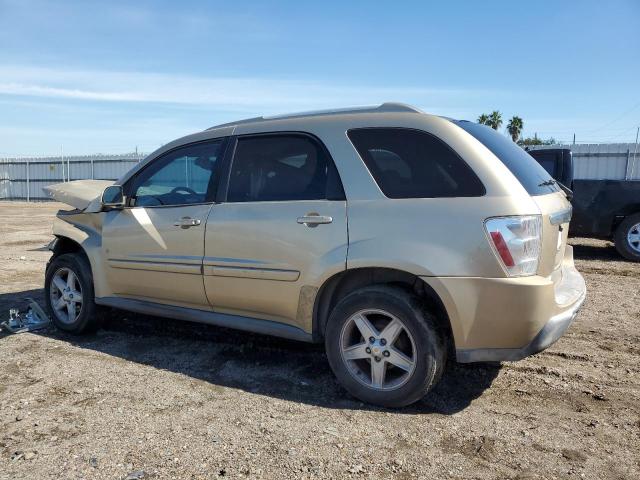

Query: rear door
left=102, top=140, right=225, bottom=308
left=203, top=133, right=348, bottom=331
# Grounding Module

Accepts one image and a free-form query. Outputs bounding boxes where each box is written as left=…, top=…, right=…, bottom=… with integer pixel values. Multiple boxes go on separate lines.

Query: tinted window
left=347, top=128, right=485, bottom=198
left=227, top=135, right=342, bottom=202
left=131, top=140, right=223, bottom=206
left=454, top=121, right=560, bottom=196
left=534, top=154, right=557, bottom=178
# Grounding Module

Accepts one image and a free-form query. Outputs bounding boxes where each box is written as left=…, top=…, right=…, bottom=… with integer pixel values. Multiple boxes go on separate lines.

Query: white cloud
left=0, top=64, right=523, bottom=155
left=0, top=65, right=494, bottom=115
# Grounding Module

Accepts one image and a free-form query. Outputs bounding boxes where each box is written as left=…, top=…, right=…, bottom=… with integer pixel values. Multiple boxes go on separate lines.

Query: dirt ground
left=0, top=201, right=638, bottom=480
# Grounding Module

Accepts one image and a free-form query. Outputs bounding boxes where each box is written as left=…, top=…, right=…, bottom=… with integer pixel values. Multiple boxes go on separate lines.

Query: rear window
left=347, top=128, right=485, bottom=199
left=454, top=121, right=560, bottom=196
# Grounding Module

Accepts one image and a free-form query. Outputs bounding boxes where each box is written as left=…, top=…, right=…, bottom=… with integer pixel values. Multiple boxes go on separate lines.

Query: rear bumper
left=423, top=245, right=587, bottom=363
left=455, top=288, right=585, bottom=362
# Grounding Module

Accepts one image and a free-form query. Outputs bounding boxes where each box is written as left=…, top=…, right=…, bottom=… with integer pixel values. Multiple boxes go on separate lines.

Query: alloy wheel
left=339, top=309, right=417, bottom=391
left=49, top=267, right=83, bottom=324
left=627, top=223, right=640, bottom=253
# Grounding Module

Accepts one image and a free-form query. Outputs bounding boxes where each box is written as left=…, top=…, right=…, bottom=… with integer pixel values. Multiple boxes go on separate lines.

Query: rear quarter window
left=347, top=128, right=485, bottom=199
left=454, top=121, right=560, bottom=196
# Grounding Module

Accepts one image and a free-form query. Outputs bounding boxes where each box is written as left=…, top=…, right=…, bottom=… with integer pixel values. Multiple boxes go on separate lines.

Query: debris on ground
left=1, top=298, right=51, bottom=333
left=124, top=470, right=146, bottom=480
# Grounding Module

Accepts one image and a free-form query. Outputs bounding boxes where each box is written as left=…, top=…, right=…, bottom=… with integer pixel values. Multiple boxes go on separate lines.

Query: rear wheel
left=45, top=253, right=102, bottom=333
left=614, top=213, right=640, bottom=262
left=325, top=286, right=446, bottom=408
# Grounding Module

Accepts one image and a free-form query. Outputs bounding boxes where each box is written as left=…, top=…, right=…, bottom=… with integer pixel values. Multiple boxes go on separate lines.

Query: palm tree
left=477, top=113, right=489, bottom=125
left=507, top=116, right=524, bottom=142
left=487, top=111, right=502, bottom=130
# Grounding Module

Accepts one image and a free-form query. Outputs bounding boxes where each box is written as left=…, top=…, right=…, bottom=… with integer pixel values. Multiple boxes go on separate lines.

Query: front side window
left=227, top=134, right=342, bottom=202
left=130, top=140, right=224, bottom=207
left=348, top=128, right=485, bottom=198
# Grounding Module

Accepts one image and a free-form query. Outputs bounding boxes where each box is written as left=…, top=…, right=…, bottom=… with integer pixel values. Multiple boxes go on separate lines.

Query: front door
left=102, top=139, right=225, bottom=309
left=203, top=133, right=348, bottom=332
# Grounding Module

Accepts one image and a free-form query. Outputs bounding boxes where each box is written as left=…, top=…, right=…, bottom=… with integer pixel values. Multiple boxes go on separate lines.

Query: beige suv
left=44, top=103, right=586, bottom=407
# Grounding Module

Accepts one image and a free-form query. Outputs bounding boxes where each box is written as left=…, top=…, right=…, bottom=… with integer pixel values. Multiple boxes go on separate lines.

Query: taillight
left=485, top=215, right=541, bottom=276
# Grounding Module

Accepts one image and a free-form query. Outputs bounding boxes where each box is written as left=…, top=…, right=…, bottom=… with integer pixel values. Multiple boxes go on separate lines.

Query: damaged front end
left=42, top=179, right=114, bottom=212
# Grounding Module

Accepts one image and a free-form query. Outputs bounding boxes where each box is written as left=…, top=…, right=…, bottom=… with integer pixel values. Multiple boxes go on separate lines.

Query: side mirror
left=101, top=185, right=125, bottom=208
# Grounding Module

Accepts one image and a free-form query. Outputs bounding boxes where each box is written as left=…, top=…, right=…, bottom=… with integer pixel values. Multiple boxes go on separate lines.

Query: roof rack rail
left=206, top=102, right=422, bottom=130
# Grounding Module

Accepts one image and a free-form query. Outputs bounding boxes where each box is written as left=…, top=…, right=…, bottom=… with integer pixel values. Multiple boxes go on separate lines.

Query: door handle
left=297, top=213, right=333, bottom=228
left=174, top=217, right=201, bottom=228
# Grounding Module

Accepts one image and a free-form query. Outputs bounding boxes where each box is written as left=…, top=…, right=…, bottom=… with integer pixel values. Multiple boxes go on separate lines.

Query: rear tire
left=45, top=253, right=102, bottom=333
left=614, top=213, right=640, bottom=262
left=324, top=285, right=446, bottom=408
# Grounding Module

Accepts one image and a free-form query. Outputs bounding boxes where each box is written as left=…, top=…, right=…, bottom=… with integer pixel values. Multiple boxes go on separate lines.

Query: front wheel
left=324, top=286, right=446, bottom=408
left=614, top=213, right=640, bottom=262
left=45, top=253, right=102, bottom=333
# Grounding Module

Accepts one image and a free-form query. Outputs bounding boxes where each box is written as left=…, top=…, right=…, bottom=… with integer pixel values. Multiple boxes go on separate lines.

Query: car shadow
left=0, top=288, right=500, bottom=414
left=570, top=239, right=618, bottom=261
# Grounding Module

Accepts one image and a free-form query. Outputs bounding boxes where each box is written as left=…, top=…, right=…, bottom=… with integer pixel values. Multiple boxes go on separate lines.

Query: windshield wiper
left=539, top=178, right=573, bottom=201
left=538, top=179, right=556, bottom=187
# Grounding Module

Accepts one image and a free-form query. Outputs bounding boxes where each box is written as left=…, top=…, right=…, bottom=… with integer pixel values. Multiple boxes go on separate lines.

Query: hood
left=42, top=180, right=113, bottom=211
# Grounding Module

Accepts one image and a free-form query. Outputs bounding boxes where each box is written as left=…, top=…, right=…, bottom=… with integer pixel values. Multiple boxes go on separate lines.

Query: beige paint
left=43, top=180, right=113, bottom=210
left=202, top=200, right=347, bottom=331
left=49, top=105, right=585, bottom=355
left=102, top=204, right=214, bottom=309
left=425, top=245, right=584, bottom=350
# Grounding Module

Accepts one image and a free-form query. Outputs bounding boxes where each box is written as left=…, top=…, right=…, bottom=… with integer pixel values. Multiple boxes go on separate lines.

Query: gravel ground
left=0, top=201, right=638, bottom=480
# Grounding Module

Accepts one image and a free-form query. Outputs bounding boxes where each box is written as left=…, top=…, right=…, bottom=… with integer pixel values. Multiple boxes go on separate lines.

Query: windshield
left=453, top=120, right=560, bottom=196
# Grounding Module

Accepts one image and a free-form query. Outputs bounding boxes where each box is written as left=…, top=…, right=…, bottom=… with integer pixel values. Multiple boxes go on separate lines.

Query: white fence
left=1, top=143, right=638, bottom=201
left=530, top=143, right=640, bottom=180
left=0, top=154, right=145, bottom=201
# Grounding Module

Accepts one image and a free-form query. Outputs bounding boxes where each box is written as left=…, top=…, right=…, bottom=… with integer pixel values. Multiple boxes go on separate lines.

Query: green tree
left=477, top=113, right=490, bottom=125
left=506, top=116, right=524, bottom=142
left=487, top=110, right=503, bottom=130
left=518, top=134, right=557, bottom=146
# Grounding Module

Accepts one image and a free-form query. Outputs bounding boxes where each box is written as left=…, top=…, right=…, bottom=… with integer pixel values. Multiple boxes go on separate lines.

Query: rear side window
left=347, top=128, right=485, bottom=198
left=454, top=121, right=560, bottom=196
left=227, top=134, right=344, bottom=202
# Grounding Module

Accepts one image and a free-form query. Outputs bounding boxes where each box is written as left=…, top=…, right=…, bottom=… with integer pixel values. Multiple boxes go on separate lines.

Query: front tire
left=45, top=253, right=102, bottom=333
left=325, top=286, right=446, bottom=408
left=614, top=213, right=640, bottom=262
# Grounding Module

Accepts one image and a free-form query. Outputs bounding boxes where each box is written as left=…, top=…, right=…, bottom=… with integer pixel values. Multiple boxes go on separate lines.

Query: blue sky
left=1, top=0, right=639, bottom=156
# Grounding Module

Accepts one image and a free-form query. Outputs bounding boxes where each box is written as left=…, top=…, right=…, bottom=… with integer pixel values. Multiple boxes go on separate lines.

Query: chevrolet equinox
left=44, top=103, right=586, bottom=407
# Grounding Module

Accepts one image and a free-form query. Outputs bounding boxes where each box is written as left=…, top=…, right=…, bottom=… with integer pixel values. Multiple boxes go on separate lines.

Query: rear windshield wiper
left=539, top=178, right=573, bottom=201
left=538, top=179, right=556, bottom=187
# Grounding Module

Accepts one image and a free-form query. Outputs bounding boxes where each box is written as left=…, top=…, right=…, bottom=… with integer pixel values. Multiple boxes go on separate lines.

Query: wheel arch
left=50, top=235, right=87, bottom=260
left=49, top=213, right=111, bottom=296
left=313, top=267, right=454, bottom=354
left=613, top=211, right=640, bottom=261
left=612, top=208, right=640, bottom=234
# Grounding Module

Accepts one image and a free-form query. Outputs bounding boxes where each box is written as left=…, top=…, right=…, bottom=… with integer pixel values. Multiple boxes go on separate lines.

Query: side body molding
left=95, top=297, right=313, bottom=342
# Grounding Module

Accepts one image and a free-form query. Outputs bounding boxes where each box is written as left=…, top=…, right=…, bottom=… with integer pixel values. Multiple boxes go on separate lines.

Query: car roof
left=206, top=103, right=425, bottom=130
left=119, top=103, right=469, bottom=187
